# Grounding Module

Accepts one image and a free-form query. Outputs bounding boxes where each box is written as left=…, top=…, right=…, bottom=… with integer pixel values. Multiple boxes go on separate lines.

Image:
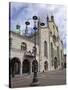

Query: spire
left=47, top=16, right=49, bottom=22
left=51, top=15, right=54, bottom=21
left=47, top=15, right=49, bottom=27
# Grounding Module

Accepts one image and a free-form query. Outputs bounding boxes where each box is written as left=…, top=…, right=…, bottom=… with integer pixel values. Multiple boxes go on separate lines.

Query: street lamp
left=31, top=16, right=40, bottom=86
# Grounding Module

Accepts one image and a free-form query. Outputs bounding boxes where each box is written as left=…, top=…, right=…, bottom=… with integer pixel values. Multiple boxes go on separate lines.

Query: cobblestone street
left=11, top=69, right=66, bottom=88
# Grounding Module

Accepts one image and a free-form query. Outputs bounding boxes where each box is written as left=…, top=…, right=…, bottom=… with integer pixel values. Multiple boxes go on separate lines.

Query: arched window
left=51, top=43, right=53, bottom=66
left=32, top=46, right=37, bottom=55
left=10, top=57, right=21, bottom=77
left=61, top=50, right=62, bottom=60
left=44, top=41, right=48, bottom=57
left=21, top=42, right=27, bottom=51
left=57, top=46, right=60, bottom=65
left=51, top=43, right=53, bottom=58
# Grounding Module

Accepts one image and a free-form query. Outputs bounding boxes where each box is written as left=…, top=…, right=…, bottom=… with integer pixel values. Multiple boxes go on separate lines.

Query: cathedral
left=9, top=16, right=64, bottom=77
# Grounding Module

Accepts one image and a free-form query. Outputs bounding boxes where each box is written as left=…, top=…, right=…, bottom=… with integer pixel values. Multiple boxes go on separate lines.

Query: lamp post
left=31, top=16, right=40, bottom=86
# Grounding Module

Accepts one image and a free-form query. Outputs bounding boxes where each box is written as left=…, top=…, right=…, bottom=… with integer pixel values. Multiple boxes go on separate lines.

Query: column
left=30, top=62, right=32, bottom=74
left=20, top=61, right=22, bottom=76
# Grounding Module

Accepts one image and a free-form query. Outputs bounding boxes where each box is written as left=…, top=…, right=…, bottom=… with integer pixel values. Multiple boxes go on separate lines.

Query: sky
left=9, top=2, right=66, bottom=54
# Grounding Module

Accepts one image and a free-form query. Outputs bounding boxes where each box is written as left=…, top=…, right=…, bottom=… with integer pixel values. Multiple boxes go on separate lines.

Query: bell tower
left=38, top=18, right=49, bottom=72
left=16, top=24, right=20, bottom=34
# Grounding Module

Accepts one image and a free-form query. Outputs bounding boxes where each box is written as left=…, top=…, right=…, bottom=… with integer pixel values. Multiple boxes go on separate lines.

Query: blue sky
left=10, top=2, right=66, bottom=54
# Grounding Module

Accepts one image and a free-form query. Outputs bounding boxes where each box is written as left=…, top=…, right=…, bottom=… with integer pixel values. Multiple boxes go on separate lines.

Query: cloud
left=10, top=2, right=66, bottom=54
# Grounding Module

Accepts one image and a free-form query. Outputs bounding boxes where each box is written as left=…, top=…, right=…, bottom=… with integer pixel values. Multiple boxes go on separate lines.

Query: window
left=53, top=35, right=56, bottom=43
left=32, top=46, right=37, bottom=55
left=51, top=43, right=53, bottom=58
left=51, top=43, right=53, bottom=66
left=61, top=50, right=62, bottom=60
left=50, top=31, right=52, bottom=36
left=44, top=41, right=48, bottom=57
left=21, top=42, right=27, bottom=51
left=53, top=25, right=55, bottom=29
left=57, top=46, right=60, bottom=65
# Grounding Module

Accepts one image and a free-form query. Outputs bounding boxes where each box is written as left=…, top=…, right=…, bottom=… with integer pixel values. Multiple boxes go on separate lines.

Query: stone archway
left=10, top=57, right=21, bottom=77
left=44, top=61, right=48, bottom=70
left=54, top=57, right=58, bottom=69
left=22, top=59, right=30, bottom=73
left=32, top=60, right=38, bottom=72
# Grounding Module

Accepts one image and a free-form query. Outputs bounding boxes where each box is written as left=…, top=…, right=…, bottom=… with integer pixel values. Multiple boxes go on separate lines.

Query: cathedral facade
left=9, top=16, right=64, bottom=76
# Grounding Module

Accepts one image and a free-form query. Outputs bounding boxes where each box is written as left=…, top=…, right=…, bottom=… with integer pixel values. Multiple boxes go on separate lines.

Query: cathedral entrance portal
left=23, top=59, right=30, bottom=73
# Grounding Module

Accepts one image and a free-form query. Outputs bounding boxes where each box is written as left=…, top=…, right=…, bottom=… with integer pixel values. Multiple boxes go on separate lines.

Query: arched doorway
left=23, top=59, right=30, bottom=73
left=32, top=60, right=38, bottom=72
left=10, top=57, right=21, bottom=77
left=44, top=61, right=48, bottom=70
left=54, top=57, right=58, bottom=69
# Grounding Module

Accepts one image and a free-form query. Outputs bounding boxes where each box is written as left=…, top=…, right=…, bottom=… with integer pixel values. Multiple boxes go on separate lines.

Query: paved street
left=11, top=69, right=66, bottom=88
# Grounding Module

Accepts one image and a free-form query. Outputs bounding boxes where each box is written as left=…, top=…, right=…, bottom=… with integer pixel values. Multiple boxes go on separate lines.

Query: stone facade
left=9, top=16, right=64, bottom=76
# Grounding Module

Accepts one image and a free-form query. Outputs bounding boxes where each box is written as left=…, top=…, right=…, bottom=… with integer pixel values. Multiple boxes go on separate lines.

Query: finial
left=47, top=16, right=49, bottom=22
left=51, top=15, right=54, bottom=21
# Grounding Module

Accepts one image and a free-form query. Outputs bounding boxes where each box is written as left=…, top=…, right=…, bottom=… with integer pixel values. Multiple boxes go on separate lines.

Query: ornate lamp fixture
left=31, top=16, right=40, bottom=86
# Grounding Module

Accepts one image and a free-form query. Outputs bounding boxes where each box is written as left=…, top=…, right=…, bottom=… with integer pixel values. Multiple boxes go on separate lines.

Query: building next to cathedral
left=9, top=16, right=64, bottom=76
